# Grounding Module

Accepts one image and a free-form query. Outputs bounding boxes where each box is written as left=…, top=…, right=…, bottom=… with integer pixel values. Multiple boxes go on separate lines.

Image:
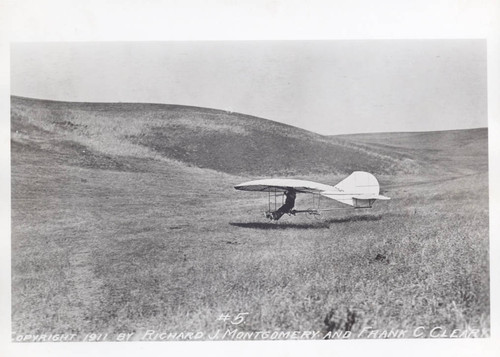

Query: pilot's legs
left=272, top=210, right=286, bottom=220
left=266, top=190, right=296, bottom=221
left=270, top=202, right=294, bottom=221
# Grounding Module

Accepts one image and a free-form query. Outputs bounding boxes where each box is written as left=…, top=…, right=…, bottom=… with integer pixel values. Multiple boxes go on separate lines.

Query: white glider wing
left=235, top=171, right=390, bottom=208
left=234, top=178, right=335, bottom=194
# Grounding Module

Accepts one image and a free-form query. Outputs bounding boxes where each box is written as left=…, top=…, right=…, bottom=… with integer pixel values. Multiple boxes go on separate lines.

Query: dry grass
left=11, top=96, right=489, bottom=340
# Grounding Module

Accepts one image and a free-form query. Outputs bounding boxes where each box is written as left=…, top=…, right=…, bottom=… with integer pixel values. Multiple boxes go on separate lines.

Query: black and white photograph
left=2, top=1, right=500, bottom=357
left=10, top=39, right=490, bottom=341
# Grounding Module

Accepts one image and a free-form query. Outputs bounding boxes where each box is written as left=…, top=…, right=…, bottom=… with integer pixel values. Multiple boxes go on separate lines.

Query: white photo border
left=1, top=1, right=498, bottom=356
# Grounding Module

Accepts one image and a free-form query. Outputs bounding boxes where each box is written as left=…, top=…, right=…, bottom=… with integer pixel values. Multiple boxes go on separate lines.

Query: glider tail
left=330, top=171, right=390, bottom=208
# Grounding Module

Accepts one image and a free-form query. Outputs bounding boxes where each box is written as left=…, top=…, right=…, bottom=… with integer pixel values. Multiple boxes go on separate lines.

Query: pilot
left=270, top=189, right=296, bottom=220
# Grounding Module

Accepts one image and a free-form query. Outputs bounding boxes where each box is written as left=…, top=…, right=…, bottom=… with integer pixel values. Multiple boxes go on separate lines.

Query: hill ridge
left=11, top=96, right=487, bottom=177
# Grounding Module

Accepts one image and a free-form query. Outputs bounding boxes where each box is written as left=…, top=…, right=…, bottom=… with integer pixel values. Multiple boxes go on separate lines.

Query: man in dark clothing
left=268, top=190, right=296, bottom=221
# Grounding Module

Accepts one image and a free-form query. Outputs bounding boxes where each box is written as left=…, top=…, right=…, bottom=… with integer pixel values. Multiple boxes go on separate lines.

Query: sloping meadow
left=11, top=96, right=489, bottom=340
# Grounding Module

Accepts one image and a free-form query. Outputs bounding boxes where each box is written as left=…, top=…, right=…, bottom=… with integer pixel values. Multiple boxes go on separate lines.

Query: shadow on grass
left=229, top=222, right=330, bottom=230
left=324, top=214, right=382, bottom=224
left=230, top=214, right=382, bottom=229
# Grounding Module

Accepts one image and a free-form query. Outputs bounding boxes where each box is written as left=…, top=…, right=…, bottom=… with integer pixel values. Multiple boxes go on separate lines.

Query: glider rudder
left=334, top=171, right=390, bottom=208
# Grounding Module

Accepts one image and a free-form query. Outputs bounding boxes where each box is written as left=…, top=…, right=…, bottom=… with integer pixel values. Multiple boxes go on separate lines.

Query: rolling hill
left=337, top=129, right=488, bottom=175
left=13, top=96, right=488, bottom=178
left=10, top=96, right=489, bottom=339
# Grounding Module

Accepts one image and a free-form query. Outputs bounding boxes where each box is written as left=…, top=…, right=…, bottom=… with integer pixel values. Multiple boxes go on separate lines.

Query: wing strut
left=267, top=188, right=286, bottom=215
left=268, top=190, right=270, bottom=213
left=268, top=188, right=280, bottom=212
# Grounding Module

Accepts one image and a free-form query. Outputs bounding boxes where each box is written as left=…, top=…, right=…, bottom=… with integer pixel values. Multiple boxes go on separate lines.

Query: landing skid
left=264, top=209, right=320, bottom=221
left=290, top=209, right=320, bottom=216
left=264, top=206, right=361, bottom=221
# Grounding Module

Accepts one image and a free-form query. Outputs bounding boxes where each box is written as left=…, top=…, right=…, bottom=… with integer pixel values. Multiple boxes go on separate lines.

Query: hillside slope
left=11, top=96, right=487, bottom=177
left=337, top=129, right=488, bottom=176
left=10, top=96, right=490, bottom=338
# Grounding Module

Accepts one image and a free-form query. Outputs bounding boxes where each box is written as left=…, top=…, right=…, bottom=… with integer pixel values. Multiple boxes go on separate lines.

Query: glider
left=234, top=171, right=390, bottom=221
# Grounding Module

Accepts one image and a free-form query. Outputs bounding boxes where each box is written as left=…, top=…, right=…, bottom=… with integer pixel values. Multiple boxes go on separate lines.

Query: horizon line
left=10, top=94, right=488, bottom=137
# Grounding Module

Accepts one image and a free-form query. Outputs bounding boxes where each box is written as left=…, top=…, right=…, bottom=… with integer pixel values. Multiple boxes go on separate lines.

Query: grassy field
left=11, top=96, right=489, bottom=340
